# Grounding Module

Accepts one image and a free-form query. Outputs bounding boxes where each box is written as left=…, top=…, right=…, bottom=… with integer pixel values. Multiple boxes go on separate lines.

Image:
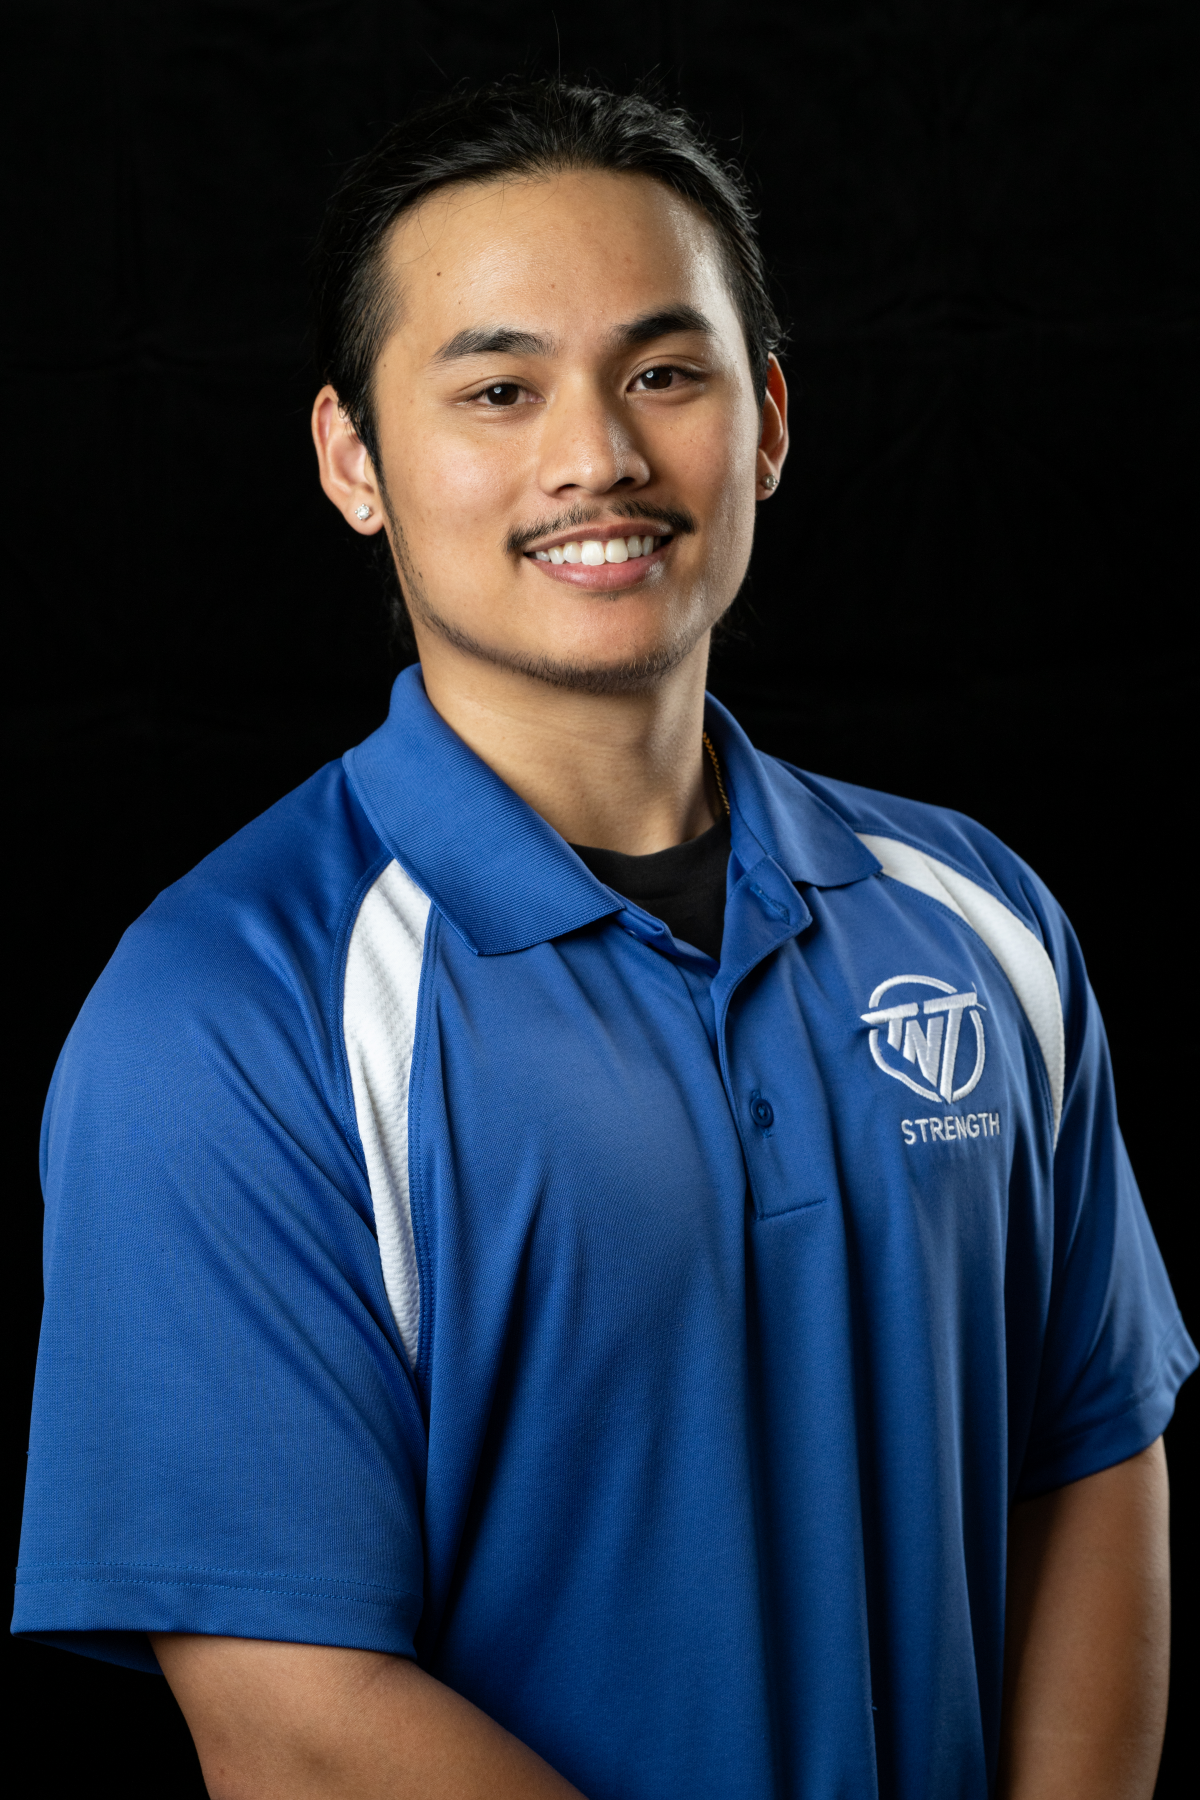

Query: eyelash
left=465, top=365, right=700, bottom=406
left=630, top=364, right=698, bottom=392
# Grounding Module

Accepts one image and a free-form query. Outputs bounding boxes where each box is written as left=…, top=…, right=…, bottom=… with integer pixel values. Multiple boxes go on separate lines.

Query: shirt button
left=750, top=1093, right=775, bottom=1129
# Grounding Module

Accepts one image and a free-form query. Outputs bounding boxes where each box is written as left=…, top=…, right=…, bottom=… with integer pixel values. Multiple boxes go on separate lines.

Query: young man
left=15, top=81, right=1194, bottom=1800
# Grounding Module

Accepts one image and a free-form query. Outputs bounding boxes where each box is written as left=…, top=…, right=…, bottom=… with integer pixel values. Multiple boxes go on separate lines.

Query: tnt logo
left=860, top=974, right=986, bottom=1105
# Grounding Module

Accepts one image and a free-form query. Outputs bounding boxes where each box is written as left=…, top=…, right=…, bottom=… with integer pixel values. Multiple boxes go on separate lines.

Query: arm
left=998, top=1437, right=1170, bottom=1800
left=151, top=1634, right=586, bottom=1800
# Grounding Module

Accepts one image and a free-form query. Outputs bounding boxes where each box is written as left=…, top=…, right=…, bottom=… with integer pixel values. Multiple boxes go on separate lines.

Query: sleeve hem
left=1014, top=1314, right=1198, bottom=1502
left=11, top=1570, right=422, bottom=1671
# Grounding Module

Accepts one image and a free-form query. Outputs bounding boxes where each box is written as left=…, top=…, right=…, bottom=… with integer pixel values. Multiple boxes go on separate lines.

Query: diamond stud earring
left=353, top=503, right=373, bottom=521
left=761, top=474, right=779, bottom=491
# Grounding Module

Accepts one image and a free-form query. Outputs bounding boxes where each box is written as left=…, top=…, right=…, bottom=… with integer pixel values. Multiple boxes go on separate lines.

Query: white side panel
left=858, top=833, right=1065, bottom=1143
left=343, top=860, right=431, bottom=1364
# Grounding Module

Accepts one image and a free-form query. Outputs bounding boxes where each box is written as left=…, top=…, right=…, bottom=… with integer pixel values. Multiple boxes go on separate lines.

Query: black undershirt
left=570, top=816, right=732, bottom=962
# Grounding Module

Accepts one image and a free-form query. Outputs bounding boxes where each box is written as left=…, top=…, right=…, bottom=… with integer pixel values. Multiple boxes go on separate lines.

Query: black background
left=6, top=4, right=1196, bottom=1793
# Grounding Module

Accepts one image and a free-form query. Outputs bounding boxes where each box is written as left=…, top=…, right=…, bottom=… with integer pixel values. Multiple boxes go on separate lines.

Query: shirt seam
left=17, top=1557, right=411, bottom=1587
left=752, top=1196, right=829, bottom=1221
left=1024, top=1313, right=1193, bottom=1464
left=16, top=1570, right=421, bottom=1607
left=409, top=905, right=439, bottom=1397
left=329, top=850, right=396, bottom=1171
left=847, top=823, right=1050, bottom=950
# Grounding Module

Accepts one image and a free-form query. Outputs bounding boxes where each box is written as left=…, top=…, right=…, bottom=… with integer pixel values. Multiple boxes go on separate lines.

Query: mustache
left=505, top=501, right=697, bottom=558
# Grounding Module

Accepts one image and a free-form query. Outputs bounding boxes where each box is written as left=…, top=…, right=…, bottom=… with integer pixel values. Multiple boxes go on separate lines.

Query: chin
left=418, top=592, right=712, bottom=695
left=503, top=637, right=699, bottom=696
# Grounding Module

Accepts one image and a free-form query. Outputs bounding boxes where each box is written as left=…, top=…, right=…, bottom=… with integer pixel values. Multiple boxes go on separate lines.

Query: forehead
left=381, top=168, right=741, bottom=355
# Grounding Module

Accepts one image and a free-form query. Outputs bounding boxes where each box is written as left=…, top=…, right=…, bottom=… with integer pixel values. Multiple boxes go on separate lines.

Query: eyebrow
left=430, top=305, right=715, bottom=366
left=608, top=305, right=715, bottom=348
left=432, top=326, right=554, bottom=362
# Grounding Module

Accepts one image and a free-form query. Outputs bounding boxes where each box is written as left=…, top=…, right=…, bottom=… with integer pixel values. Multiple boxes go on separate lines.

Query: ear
left=311, top=385, right=387, bottom=535
left=756, top=354, right=788, bottom=499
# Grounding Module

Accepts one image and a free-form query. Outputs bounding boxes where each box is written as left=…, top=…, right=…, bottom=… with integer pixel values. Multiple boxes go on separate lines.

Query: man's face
left=348, top=168, right=784, bottom=690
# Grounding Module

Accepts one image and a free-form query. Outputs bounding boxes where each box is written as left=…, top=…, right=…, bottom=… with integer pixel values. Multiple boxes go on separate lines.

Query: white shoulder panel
left=343, top=860, right=431, bottom=1365
left=857, top=834, right=1065, bottom=1142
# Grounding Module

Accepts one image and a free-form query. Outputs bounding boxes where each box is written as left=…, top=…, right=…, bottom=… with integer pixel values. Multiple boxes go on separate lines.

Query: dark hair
left=313, top=77, right=783, bottom=465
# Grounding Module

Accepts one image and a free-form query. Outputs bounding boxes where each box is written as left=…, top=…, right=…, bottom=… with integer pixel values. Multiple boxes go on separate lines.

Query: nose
left=536, top=377, right=651, bottom=498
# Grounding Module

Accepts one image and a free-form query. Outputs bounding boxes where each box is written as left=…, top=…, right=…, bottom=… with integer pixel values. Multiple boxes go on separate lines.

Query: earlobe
left=311, top=384, right=386, bottom=535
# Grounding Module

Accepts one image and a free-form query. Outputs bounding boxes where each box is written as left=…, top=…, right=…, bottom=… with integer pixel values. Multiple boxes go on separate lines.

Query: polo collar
left=704, top=693, right=879, bottom=890
left=344, top=666, right=877, bottom=956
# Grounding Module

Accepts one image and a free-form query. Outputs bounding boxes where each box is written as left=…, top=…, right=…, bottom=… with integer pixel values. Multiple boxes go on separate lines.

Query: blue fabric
left=16, top=666, right=1194, bottom=1800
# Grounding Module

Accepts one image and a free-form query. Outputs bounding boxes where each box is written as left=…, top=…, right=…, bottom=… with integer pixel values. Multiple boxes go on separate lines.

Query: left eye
left=636, top=367, right=679, bottom=390
left=482, top=383, right=522, bottom=406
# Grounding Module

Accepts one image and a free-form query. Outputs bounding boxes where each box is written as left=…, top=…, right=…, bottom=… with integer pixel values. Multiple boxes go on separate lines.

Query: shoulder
left=771, top=763, right=1081, bottom=1140
left=46, top=759, right=392, bottom=1150
left=159, top=752, right=388, bottom=925
left=772, top=762, right=1064, bottom=950
left=104, top=758, right=383, bottom=999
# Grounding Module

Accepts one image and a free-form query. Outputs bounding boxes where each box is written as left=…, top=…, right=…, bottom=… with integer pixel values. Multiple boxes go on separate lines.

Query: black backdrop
left=7, top=4, right=1197, bottom=1793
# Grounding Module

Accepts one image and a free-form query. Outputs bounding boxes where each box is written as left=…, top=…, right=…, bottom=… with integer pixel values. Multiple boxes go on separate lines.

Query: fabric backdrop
left=6, top=4, right=1196, bottom=1792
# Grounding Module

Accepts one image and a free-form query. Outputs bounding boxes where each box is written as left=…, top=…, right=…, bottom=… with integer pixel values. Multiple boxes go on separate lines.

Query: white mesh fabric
left=343, top=860, right=431, bottom=1364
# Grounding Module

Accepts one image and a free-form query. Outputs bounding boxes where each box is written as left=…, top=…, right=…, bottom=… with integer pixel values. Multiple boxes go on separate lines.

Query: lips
left=526, top=532, right=672, bottom=589
left=523, top=524, right=674, bottom=588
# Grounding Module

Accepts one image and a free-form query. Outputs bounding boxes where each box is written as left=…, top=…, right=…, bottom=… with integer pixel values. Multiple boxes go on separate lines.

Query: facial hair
left=377, top=482, right=719, bottom=696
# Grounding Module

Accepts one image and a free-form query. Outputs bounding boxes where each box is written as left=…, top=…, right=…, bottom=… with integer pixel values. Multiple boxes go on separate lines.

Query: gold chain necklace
left=702, top=731, right=730, bottom=819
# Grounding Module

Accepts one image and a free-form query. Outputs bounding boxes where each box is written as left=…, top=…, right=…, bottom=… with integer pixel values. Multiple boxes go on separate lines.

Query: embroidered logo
left=860, top=974, right=986, bottom=1104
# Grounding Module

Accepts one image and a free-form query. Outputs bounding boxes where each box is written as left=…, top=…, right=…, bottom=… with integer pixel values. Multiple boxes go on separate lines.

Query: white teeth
left=536, top=532, right=662, bottom=564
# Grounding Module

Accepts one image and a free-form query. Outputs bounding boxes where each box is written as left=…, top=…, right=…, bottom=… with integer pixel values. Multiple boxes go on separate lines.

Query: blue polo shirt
left=15, top=666, right=1194, bottom=1800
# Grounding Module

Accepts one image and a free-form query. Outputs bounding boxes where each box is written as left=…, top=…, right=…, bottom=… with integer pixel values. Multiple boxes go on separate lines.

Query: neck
left=414, top=632, right=719, bottom=855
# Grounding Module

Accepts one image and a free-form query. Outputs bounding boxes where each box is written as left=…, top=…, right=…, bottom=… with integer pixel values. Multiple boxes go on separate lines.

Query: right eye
left=480, top=383, right=522, bottom=406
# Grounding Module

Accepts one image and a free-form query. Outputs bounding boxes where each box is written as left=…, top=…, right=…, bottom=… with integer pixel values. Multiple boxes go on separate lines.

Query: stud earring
left=761, top=474, right=778, bottom=491
left=354, top=503, right=373, bottom=521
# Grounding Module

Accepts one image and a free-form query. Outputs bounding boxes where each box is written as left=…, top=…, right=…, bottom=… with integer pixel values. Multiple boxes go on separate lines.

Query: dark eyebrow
left=431, top=307, right=714, bottom=366
left=609, top=305, right=715, bottom=349
left=431, top=325, right=555, bottom=363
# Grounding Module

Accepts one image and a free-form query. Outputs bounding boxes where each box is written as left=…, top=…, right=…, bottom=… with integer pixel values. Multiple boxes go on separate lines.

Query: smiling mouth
left=525, top=529, right=672, bottom=571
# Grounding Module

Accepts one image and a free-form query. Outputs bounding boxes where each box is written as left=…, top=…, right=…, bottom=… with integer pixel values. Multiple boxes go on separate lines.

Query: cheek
left=678, top=384, right=757, bottom=483
left=384, top=414, right=525, bottom=541
left=681, top=411, right=759, bottom=559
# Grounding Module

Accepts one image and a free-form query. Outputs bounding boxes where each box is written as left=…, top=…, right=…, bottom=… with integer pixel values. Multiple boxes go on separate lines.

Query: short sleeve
left=13, top=888, right=427, bottom=1671
left=1012, top=897, right=1196, bottom=1499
